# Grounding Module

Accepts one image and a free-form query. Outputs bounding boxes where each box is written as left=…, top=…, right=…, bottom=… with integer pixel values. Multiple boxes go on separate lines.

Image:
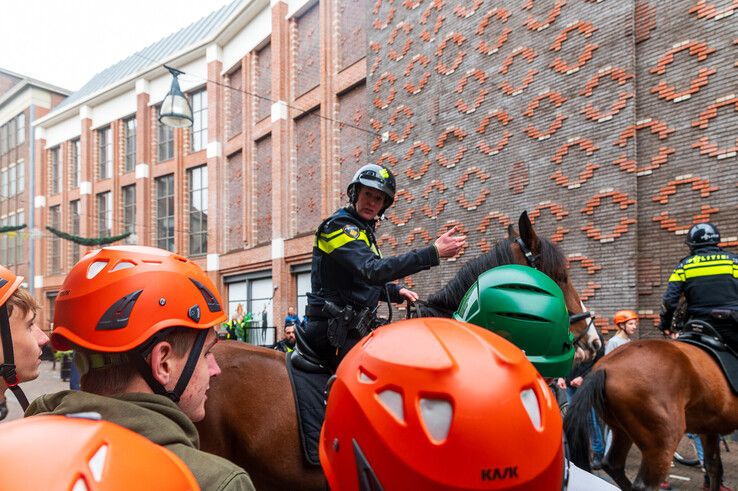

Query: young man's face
left=1, top=308, right=50, bottom=384
left=622, top=319, right=638, bottom=337
left=176, top=329, right=221, bottom=422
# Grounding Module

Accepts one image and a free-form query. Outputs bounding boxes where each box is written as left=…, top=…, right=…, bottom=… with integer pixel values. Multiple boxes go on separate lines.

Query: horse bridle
left=515, top=237, right=595, bottom=348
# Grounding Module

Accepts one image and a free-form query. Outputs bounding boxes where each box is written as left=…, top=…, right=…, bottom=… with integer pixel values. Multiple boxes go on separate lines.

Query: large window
left=12, top=210, right=24, bottom=266
left=50, top=147, right=60, bottom=194
left=123, top=185, right=136, bottom=235
left=98, top=126, right=112, bottom=179
left=188, top=165, right=207, bottom=256
left=8, top=163, right=16, bottom=197
left=190, top=89, right=208, bottom=152
left=70, top=139, right=80, bottom=188
left=295, top=269, right=311, bottom=323
left=157, top=107, right=174, bottom=162
left=226, top=275, right=275, bottom=346
left=156, top=174, right=175, bottom=251
left=16, top=159, right=24, bottom=195
left=49, top=205, right=61, bottom=274
left=0, top=167, right=6, bottom=199
left=0, top=124, right=6, bottom=154
left=7, top=118, right=16, bottom=149
left=69, top=200, right=81, bottom=265
left=124, top=117, right=136, bottom=172
left=96, top=191, right=112, bottom=238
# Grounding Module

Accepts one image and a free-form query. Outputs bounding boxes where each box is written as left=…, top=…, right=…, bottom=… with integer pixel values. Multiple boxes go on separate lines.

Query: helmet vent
left=520, top=388, right=542, bottom=430
left=419, top=397, right=453, bottom=443
left=498, top=284, right=551, bottom=295
left=87, top=260, right=108, bottom=279
left=497, top=312, right=547, bottom=322
left=88, top=443, right=108, bottom=481
left=96, top=290, right=143, bottom=331
left=110, top=261, right=135, bottom=272
left=72, top=478, right=89, bottom=491
left=189, top=278, right=222, bottom=313
left=359, top=369, right=376, bottom=383
left=377, top=389, right=404, bottom=423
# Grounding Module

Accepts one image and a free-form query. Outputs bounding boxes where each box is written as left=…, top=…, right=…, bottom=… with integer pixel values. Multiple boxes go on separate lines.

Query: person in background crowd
left=605, top=310, right=638, bottom=355
left=284, top=306, right=300, bottom=327
left=274, top=323, right=296, bottom=353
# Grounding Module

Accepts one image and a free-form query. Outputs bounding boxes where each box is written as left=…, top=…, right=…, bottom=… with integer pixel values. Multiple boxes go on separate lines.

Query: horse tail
left=563, top=369, right=608, bottom=472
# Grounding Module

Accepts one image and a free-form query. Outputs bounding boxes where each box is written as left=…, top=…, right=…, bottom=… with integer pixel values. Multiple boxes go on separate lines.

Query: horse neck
left=425, top=239, right=515, bottom=314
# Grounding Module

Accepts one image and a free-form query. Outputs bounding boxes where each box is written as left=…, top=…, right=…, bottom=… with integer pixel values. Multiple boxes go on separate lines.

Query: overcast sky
left=0, top=0, right=233, bottom=92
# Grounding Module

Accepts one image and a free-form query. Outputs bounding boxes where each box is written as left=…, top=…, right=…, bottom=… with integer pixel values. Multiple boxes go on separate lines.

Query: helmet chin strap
left=131, top=329, right=209, bottom=403
left=0, top=304, right=30, bottom=411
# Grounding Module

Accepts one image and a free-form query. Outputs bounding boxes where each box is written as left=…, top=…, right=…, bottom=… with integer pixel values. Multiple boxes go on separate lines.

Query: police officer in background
left=660, top=222, right=738, bottom=351
left=301, top=163, right=466, bottom=370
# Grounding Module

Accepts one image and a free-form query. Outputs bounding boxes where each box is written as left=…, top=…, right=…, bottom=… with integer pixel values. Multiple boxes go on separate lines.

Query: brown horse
left=564, top=339, right=738, bottom=491
left=197, top=211, right=601, bottom=491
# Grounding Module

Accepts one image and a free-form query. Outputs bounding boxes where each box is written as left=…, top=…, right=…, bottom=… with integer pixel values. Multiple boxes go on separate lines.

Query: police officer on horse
left=660, top=222, right=738, bottom=352
left=301, top=163, right=466, bottom=370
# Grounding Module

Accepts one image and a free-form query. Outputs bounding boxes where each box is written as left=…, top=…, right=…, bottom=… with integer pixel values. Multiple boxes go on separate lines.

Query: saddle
left=677, top=319, right=738, bottom=394
left=285, top=323, right=332, bottom=466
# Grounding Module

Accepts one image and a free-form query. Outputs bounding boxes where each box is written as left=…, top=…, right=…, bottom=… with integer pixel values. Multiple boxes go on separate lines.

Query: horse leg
left=630, top=419, right=682, bottom=491
left=701, top=433, right=723, bottom=491
left=602, top=426, right=634, bottom=490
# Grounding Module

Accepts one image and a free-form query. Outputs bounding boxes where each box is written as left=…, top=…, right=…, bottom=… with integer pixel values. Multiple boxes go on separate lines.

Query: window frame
left=190, top=89, right=208, bottom=153
left=98, top=126, right=112, bottom=180
left=187, top=165, right=208, bottom=256
left=155, top=174, right=175, bottom=251
left=124, top=117, right=137, bottom=172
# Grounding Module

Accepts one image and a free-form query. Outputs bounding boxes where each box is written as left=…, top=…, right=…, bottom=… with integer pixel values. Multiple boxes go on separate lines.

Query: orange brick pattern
left=368, top=0, right=738, bottom=338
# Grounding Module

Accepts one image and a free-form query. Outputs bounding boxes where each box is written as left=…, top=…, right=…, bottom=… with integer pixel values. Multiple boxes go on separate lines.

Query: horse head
left=508, top=211, right=601, bottom=363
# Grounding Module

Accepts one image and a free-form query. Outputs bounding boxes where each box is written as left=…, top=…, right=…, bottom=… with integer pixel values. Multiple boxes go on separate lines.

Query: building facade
left=0, top=68, right=68, bottom=289
left=32, top=0, right=737, bottom=342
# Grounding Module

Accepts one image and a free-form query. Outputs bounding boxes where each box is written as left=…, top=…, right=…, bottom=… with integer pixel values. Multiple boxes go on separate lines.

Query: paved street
left=1, top=360, right=69, bottom=423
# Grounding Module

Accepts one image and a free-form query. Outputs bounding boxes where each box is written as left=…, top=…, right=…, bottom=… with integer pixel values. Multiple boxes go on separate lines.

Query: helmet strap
left=0, top=304, right=30, bottom=411
left=132, top=328, right=209, bottom=403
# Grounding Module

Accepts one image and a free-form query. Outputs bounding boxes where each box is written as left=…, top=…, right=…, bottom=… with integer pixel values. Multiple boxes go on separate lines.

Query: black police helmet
left=347, top=164, right=396, bottom=216
left=686, top=222, right=720, bottom=248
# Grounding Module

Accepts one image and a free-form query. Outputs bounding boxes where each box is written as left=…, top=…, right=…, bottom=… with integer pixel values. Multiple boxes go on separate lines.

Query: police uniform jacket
left=660, top=245, right=738, bottom=329
left=307, top=206, right=439, bottom=314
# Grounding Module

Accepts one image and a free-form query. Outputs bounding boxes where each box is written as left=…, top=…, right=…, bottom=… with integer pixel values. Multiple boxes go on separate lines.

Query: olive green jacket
left=27, top=390, right=254, bottom=491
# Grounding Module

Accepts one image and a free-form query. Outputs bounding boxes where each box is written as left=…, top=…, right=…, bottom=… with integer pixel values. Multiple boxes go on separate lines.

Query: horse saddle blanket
left=286, top=350, right=331, bottom=466
left=678, top=337, right=738, bottom=394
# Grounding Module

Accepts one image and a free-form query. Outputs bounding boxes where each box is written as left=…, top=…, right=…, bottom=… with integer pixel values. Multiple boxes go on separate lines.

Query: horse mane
left=425, top=236, right=568, bottom=315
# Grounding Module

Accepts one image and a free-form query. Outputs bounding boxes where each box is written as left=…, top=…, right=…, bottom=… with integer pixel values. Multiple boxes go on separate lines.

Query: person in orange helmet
left=0, top=265, right=50, bottom=419
left=320, top=317, right=616, bottom=491
left=1, top=414, right=201, bottom=490
left=25, top=246, right=254, bottom=491
left=605, top=310, right=639, bottom=355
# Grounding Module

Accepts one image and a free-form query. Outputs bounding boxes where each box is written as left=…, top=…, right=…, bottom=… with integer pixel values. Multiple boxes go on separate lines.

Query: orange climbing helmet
left=0, top=415, right=200, bottom=490
left=0, top=265, right=29, bottom=408
left=613, top=310, right=638, bottom=327
left=52, top=245, right=226, bottom=353
left=320, top=317, right=566, bottom=491
left=0, top=265, right=22, bottom=307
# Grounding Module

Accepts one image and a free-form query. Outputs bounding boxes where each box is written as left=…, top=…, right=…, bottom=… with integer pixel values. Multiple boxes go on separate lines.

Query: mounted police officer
left=301, top=163, right=466, bottom=370
left=660, top=222, right=738, bottom=352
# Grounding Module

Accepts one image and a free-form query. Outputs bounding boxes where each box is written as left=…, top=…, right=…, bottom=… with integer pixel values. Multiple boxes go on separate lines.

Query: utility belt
left=707, top=309, right=738, bottom=324
left=306, top=301, right=380, bottom=350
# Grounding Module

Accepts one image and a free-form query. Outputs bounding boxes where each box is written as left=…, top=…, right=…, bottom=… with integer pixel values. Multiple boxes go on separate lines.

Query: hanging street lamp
left=159, top=65, right=193, bottom=128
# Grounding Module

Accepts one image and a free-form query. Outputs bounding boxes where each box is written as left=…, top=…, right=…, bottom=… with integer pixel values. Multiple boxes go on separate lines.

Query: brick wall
left=368, top=0, right=737, bottom=335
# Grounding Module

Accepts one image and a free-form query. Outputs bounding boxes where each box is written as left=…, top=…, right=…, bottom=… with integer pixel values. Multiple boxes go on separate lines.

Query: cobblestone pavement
left=1, top=360, right=69, bottom=423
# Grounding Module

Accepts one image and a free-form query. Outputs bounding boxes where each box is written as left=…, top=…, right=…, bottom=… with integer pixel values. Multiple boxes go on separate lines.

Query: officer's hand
left=434, top=226, right=467, bottom=258
left=399, top=288, right=419, bottom=303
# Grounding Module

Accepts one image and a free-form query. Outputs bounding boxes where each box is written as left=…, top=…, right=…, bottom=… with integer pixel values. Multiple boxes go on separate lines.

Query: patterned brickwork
left=294, top=111, right=322, bottom=235
left=225, top=151, right=244, bottom=252
left=255, top=135, right=272, bottom=245
left=369, top=0, right=738, bottom=338
left=226, top=67, right=243, bottom=140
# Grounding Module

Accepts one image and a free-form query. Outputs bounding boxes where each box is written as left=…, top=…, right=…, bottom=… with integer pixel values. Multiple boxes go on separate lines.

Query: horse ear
left=507, top=223, right=517, bottom=239
left=518, top=211, right=540, bottom=253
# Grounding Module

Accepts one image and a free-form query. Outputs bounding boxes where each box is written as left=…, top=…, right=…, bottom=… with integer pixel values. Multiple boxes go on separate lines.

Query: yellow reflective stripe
left=319, top=228, right=344, bottom=240
left=683, top=264, right=734, bottom=279
left=317, top=229, right=373, bottom=254
left=683, top=259, right=734, bottom=269
left=669, top=269, right=685, bottom=282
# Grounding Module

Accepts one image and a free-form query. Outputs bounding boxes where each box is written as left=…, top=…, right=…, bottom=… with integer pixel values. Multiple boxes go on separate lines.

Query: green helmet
left=453, top=264, right=574, bottom=378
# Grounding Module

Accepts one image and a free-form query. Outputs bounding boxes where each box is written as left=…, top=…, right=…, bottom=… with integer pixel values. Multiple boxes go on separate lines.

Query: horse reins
left=514, top=237, right=539, bottom=269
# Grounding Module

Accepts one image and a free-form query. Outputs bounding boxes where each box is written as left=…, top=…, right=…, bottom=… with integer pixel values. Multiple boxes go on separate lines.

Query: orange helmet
left=613, top=310, right=638, bottom=326
left=52, top=245, right=225, bottom=352
left=0, top=265, right=28, bottom=408
left=0, top=415, right=200, bottom=490
left=320, top=318, right=565, bottom=490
